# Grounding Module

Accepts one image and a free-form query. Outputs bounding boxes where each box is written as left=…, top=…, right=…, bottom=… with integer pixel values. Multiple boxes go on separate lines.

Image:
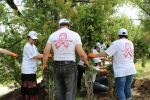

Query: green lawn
left=134, top=59, right=150, bottom=78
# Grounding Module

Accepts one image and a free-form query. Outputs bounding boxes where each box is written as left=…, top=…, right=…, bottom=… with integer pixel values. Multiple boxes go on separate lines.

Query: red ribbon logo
left=55, top=33, right=72, bottom=49
left=122, top=43, right=133, bottom=58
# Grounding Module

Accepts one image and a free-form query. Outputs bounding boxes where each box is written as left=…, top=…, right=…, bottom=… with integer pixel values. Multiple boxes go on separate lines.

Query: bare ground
left=0, top=78, right=150, bottom=100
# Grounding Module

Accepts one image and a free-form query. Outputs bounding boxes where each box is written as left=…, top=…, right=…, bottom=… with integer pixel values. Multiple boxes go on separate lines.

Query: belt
left=54, top=61, right=74, bottom=64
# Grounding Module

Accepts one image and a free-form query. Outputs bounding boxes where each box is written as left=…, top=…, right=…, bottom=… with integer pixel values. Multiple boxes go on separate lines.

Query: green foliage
left=0, top=1, right=149, bottom=99
left=106, top=64, right=114, bottom=90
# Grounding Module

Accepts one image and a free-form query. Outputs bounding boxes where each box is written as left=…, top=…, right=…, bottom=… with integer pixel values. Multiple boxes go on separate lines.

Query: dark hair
left=94, top=46, right=98, bottom=49
left=118, top=35, right=128, bottom=39
left=27, top=36, right=30, bottom=40
left=60, top=22, right=70, bottom=27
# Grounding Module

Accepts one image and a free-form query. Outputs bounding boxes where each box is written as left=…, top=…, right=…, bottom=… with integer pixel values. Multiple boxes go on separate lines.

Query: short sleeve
left=75, top=33, right=82, bottom=45
left=24, top=45, right=39, bottom=58
left=105, top=42, right=116, bottom=57
left=47, top=35, right=52, bottom=44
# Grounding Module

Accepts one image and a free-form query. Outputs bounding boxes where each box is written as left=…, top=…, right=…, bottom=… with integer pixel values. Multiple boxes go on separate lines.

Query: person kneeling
left=85, top=58, right=109, bottom=93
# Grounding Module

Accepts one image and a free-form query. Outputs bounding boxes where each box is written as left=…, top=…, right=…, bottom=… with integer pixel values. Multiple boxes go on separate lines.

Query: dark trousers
left=93, top=76, right=109, bottom=93
left=77, top=65, right=85, bottom=90
left=54, top=61, right=77, bottom=100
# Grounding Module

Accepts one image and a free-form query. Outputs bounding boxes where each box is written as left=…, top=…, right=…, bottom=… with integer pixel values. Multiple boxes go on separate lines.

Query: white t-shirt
left=105, top=38, right=136, bottom=78
left=21, top=42, right=40, bottom=74
left=47, top=28, right=82, bottom=62
left=85, top=65, right=100, bottom=87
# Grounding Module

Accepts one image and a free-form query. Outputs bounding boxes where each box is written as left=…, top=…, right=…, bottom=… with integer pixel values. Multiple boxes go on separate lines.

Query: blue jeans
left=115, top=75, right=134, bottom=100
left=54, top=61, right=77, bottom=100
left=93, top=76, right=108, bottom=93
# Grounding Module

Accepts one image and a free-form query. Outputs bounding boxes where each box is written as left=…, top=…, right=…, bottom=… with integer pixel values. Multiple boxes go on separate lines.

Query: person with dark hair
left=20, top=31, right=52, bottom=100
left=0, top=48, right=18, bottom=57
left=42, top=18, right=89, bottom=100
left=88, top=28, right=136, bottom=100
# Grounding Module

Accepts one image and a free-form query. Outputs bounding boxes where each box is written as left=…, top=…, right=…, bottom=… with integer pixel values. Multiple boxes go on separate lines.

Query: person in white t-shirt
left=42, top=18, right=88, bottom=100
left=0, top=48, right=18, bottom=57
left=20, top=31, right=52, bottom=100
left=85, top=58, right=109, bottom=93
left=88, top=28, right=137, bottom=100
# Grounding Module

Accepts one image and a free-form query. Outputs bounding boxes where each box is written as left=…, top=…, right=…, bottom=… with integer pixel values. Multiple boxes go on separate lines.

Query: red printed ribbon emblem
left=122, top=43, right=133, bottom=58
left=55, top=33, right=72, bottom=49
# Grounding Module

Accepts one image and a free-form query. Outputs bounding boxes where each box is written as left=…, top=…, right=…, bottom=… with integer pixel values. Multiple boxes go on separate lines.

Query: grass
left=134, top=59, right=150, bottom=78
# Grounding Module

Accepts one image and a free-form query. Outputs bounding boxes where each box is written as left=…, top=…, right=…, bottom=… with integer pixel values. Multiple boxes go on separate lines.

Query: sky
left=115, top=4, right=140, bottom=25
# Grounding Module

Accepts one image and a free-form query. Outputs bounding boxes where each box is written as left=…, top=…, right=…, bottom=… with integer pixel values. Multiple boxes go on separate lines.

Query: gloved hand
left=42, top=65, right=48, bottom=70
left=88, top=53, right=96, bottom=58
left=85, top=61, right=89, bottom=67
left=11, top=53, right=19, bottom=57
left=48, top=54, right=52, bottom=58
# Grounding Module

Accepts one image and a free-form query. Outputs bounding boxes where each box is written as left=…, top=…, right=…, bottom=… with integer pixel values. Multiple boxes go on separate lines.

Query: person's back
left=43, top=18, right=88, bottom=100
left=106, top=38, right=136, bottom=77
left=49, top=28, right=80, bottom=61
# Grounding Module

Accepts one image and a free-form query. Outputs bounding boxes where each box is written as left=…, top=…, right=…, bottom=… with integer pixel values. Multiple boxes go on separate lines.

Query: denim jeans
left=93, top=76, right=108, bottom=93
left=54, top=61, right=77, bottom=100
left=115, top=75, right=134, bottom=100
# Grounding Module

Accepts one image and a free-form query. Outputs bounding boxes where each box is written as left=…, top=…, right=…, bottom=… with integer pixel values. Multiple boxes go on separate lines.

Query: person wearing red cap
left=88, top=28, right=136, bottom=100
left=20, top=31, right=52, bottom=100
left=43, top=18, right=88, bottom=100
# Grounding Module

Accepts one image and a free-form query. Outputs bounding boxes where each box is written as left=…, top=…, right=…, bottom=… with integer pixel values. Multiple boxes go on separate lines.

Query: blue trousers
left=54, top=61, right=77, bottom=100
left=93, top=76, right=109, bottom=93
left=115, top=75, right=134, bottom=100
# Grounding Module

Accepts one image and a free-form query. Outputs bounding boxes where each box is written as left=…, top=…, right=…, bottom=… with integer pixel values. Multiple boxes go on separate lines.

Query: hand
left=11, top=53, right=19, bottom=57
left=48, top=54, right=52, bottom=58
left=88, top=53, right=96, bottom=58
left=42, top=65, right=48, bottom=70
left=84, top=61, right=89, bottom=67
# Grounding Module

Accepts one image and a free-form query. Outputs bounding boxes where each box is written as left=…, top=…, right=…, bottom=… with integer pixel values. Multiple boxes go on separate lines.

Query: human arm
left=76, top=44, right=89, bottom=66
left=0, top=48, right=18, bottom=57
left=33, top=54, right=43, bottom=59
left=97, top=69, right=109, bottom=74
left=88, top=51, right=108, bottom=58
left=42, top=43, right=52, bottom=69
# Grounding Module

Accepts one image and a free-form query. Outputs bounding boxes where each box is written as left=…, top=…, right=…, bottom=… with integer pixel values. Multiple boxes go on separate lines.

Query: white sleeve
left=105, top=42, right=117, bottom=57
left=47, top=35, right=52, bottom=44
left=24, top=45, right=39, bottom=58
left=75, top=33, right=82, bottom=45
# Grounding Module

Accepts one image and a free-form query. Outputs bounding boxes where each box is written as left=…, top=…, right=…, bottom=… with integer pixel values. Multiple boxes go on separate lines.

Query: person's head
left=118, top=28, right=128, bottom=39
left=94, top=42, right=101, bottom=52
left=27, top=31, right=38, bottom=45
left=94, top=58, right=101, bottom=66
left=58, top=18, right=70, bottom=29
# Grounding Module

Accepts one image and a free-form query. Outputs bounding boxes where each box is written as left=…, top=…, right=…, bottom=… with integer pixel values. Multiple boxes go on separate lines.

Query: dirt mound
left=1, top=78, right=150, bottom=100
